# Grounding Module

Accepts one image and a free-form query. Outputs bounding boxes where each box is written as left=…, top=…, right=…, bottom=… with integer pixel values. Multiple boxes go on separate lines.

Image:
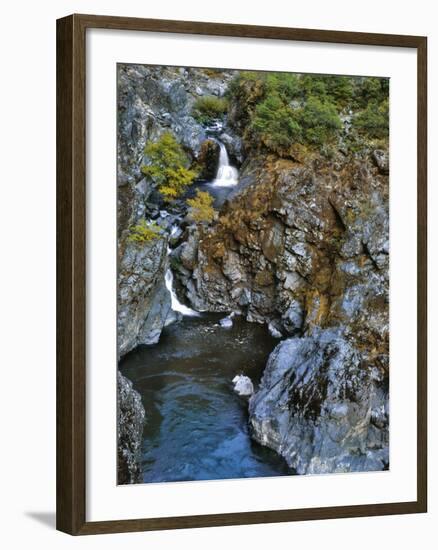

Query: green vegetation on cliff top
left=227, top=72, right=388, bottom=156
left=192, top=95, right=228, bottom=124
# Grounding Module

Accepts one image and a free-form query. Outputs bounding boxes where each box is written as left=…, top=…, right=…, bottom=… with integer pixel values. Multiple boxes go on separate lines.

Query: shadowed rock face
left=117, top=371, right=146, bottom=484
left=249, top=329, right=389, bottom=474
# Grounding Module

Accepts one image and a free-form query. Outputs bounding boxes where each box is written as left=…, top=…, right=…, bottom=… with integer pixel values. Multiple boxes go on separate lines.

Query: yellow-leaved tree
left=141, top=132, right=197, bottom=201
left=127, top=220, right=162, bottom=244
left=186, top=190, right=215, bottom=223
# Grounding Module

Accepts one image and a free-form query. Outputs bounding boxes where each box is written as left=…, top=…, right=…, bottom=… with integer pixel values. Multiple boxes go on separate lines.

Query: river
left=119, top=313, right=293, bottom=483
left=120, top=140, right=292, bottom=483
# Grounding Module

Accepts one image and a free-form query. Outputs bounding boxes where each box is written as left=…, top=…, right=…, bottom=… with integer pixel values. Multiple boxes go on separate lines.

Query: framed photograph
left=56, top=14, right=427, bottom=535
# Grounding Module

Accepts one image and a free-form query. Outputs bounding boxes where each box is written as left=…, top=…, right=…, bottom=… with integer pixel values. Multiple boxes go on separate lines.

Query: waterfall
left=165, top=230, right=200, bottom=317
left=211, top=141, right=238, bottom=187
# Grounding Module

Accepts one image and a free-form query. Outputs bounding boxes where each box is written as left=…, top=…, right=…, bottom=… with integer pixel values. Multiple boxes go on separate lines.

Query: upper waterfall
left=211, top=141, right=238, bottom=187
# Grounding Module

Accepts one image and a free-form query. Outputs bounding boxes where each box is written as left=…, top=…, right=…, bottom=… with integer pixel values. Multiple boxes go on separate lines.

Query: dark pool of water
left=120, top=313, right=293, bottom=483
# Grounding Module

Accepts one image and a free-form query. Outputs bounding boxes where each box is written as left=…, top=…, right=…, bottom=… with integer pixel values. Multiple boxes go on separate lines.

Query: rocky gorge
left=116, top=65, right=389, bottom=482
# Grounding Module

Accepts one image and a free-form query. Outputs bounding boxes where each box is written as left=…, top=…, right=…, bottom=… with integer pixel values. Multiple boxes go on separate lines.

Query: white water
left=212, top=141, right=238, bottom=187
left=165, top=234, right=200, bottom=316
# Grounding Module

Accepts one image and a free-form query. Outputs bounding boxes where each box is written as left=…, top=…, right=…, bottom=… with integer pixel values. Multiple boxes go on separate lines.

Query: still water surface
left=120, top=314, right=292, bottom=483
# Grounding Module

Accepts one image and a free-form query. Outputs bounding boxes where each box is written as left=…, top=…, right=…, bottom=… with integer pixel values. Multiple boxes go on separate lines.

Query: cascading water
left=165, top=227, right=200, bottom=317
left=163, top=140, right=238, bottom=316
left=211, top=141, right=238, bottom=187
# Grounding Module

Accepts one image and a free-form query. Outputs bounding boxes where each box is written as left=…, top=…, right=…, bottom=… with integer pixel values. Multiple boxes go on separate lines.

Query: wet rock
left=220, top=316, right=233, bottom=328
left=118, top=236, right=171, bottom=357
left=117, top=371, right=146, bottom=484
left=219, top=132, right=244, bottom=165
left=249, top=329, right=389, bottom=474
left=197, top=139, right=220, bottom=180
left=268, top=322, right=283, bottom=339
left=233, top=375, right=254, bottom=397
left=372, top=149, right=389, bottom=175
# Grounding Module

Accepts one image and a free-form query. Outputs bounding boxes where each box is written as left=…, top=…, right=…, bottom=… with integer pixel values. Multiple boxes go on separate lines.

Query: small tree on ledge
left=141, top=132, right=197, bottom=201
left=186, top=190, right=215, bottom=223
left=127, top=220, right=162, bottom=245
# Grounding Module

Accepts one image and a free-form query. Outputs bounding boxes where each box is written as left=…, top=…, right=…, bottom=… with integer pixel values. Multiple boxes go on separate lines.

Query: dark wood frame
left=57, top=13, right=427, bottom=535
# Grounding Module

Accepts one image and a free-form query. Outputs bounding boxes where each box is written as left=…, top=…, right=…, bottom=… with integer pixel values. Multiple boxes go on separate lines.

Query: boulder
left=268, top=321, right=283, bottom=339
left=219, top=316, right=233, bottom=328
left=249, top=329, right=389, bottom=474
left=232, top=375, right=254, bottom=397
left=371, top=149, right=389, bottom=175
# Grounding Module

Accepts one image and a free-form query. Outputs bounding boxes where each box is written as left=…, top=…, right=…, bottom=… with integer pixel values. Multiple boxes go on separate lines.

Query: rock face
left=119, top=66, right=211, bottom=186
left=116, top=64, right=390, bottom=477
left=197, top=139, right=220, bottom=180
left=175, top=153, right=389, bottom=346
left=173, top=151, right=389, bottom=474
left=117, top=65, right=241, bottom=358
left=117, top=371, right=146, bottom=484
left=249, top=329, right=388, bottom=473
left=118, top=236, right=171, bottom=357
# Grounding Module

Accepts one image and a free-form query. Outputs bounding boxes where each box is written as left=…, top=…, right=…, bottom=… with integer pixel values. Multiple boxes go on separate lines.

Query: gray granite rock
left=372, top=149, right=389, bottom=175
left=117, top=371, right=146, bottom=484
left=233, top=375, right=254, bottom=397
left=118, top=236, right=172, bottom=357
left=249, top=329, right=389, bottom=474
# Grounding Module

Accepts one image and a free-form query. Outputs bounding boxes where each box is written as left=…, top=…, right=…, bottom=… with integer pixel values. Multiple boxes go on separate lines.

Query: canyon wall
left=116, top=65, right=389, bottom=476
left=173, top=151, right=389, bottom=473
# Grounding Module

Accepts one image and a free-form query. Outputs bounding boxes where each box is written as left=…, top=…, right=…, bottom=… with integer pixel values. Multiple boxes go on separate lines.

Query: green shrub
left=324, top=76, right=354, bottom=107
left=227, top=71, right=388, bottom=155
left=192, top=95, right=228, bottom=123
left=354, top=99, right=389, bottom=140
left=354, top=77, right=389, bottom=108
left=251, top=94, right=302, bottom=152
left=186, top=190, right=215, bottom=223
left=141, top=132, right=197, bottom=201
left=264, top=73, right=301, bottom=101
left=127, top=220, right=162, bottom=244
left=251, top=89, right=341, bottom=152
left=300, top=97, right=342, bottom=146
